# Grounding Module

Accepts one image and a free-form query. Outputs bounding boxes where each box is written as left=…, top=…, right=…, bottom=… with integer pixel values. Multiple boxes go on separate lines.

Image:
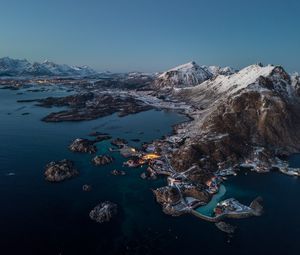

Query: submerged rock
left=89, top=201, right=118, bottom=223
left=111, top=169, right=126, bottom=176
left=131, top=138, right=141, bottom=142
left=82, top=184, right=92, bottom=192
left=92, top=155, right=114, bottom=166
left=89, top=131, right=110, bottom=137
left=44, top=159, right=78, bottom=182
left=69, top=138, right=97, bottom=154
left=215, top=221, right=236, bottom=234
left=94, top=135, right=112, bottom=142
left=250, top=196, right=264, bottom=216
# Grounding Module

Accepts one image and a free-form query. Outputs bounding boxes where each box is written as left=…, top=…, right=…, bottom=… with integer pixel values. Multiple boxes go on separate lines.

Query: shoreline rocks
left=89, top=201, right=118, bottom=223
left=44, top=159, right=78, bottom=182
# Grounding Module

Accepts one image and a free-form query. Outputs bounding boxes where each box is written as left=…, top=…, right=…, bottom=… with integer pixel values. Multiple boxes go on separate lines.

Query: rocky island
left=44, top=159, right=78, bottom=182
left=69, top=138, right=97, bottom=154
left=92, top=155, right=114, bottom=166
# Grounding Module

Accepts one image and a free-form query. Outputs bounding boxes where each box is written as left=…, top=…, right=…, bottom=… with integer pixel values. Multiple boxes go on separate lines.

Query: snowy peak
left=0, top=57, right=97, bottom=77
left=198, top=64, right=291, bottom=95
left=176, top=64, right=296, bottom=108
left=154, top=61, right=213, bottom=88
left=213, top=64, right=277, bottom=93
left=202, top=65, right=236, bottom=76
left=0, top=57, right=31, bottom=76
left=165, top=61, right=199, bottom=72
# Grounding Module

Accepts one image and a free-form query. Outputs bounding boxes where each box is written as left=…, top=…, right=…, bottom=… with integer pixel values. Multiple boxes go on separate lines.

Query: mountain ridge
left=169, top=63, right=300, bottom=174
left=0, top=57, right=97, bottom=77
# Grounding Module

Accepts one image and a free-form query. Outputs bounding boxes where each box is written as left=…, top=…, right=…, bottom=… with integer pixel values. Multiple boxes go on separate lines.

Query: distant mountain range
left=0, top=57, right=97, bottom=77
left=0, top=57, right=238, bottom=82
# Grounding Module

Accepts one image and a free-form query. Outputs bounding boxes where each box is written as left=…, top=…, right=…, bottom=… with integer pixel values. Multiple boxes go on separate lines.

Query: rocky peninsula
left=19, top=92, right=152, bottom=122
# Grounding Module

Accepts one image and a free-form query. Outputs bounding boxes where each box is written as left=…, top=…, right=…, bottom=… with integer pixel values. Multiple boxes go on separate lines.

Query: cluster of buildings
left=116, top=135, right=262, bottom=222
left=214, top=198, right=253, bottom=218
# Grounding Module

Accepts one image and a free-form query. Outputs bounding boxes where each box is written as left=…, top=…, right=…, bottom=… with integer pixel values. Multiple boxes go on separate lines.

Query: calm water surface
left=1, top=86, right=300, bottom=255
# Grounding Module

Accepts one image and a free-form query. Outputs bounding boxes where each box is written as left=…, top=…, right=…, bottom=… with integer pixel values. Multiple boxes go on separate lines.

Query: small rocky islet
left=69, top=138, right=97, bottom=154
left=82, top=184, right=92, bottom=192
left=111, top=169, right=126, bottom=176
left=92, top=155, right=114, bottom=166
left=44, top=159, right=78, bottom=182
left=89, top=201, right=118, bottom=223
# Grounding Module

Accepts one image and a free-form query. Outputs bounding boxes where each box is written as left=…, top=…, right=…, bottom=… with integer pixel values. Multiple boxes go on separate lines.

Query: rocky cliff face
left=171, top=64, right=300, bottom=175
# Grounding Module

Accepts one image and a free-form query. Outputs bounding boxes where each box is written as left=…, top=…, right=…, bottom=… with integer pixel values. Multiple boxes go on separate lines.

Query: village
left=111, top=134, right=262, bottom=223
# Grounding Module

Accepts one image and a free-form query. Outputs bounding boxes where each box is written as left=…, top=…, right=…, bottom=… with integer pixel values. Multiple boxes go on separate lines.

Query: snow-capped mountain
left=202, top=65, right=236, bottom=76
left=0, top=57, right=97, bottom=77
left=0, top=57, right=31, bottom=76
left=177, top=64, right=294, bottom=106
left=172, top=63, right=300, bottom=172
left=154, top=61, right=213, bottom=88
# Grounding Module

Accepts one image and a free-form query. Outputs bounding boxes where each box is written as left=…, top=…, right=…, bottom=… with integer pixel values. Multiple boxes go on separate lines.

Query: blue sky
left=1, top=0, right=299, bottom=72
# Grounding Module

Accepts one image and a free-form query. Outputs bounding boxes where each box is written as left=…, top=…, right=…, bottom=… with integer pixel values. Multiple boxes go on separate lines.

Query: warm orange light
left=142, top=153, right=160, bottom=160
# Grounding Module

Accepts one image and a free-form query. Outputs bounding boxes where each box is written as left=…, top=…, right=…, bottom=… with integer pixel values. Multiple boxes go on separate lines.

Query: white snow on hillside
left=175, top=63, right=297, bottom=110
left=205, top=64, right=276, bottom=93
left=155, top=61, right=212, bottom=88
left=203, top=65, right=236, bottom=76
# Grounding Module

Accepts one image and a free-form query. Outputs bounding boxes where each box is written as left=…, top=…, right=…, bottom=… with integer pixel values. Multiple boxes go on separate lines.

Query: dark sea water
left=1, top=87, right=300, bottom=255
